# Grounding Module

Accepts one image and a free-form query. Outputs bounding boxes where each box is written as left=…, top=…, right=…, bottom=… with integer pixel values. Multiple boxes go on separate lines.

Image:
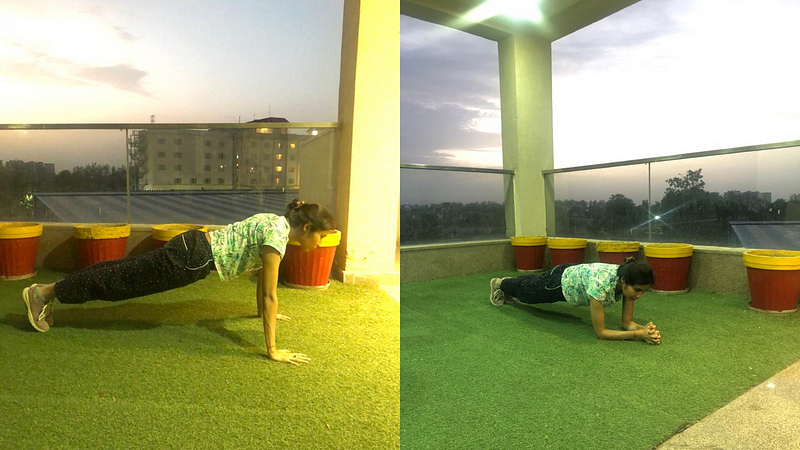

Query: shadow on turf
left=1, top=298, right=257, bottom=332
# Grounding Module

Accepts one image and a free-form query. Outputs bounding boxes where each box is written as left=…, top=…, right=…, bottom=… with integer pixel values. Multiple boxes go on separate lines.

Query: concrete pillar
left=335, top=0, right=400, bottom=283
left=498, top=32, right=553, bottom=237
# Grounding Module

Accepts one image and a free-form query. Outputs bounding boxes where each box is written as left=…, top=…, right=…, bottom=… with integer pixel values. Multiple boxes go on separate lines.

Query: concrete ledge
left=401, top=239, right=753, bottom=297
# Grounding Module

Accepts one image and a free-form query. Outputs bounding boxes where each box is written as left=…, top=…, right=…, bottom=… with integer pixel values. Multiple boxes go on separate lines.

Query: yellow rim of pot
left=643, top=243, right=693, bottom=258
left=510, top=235, right=547, bottom=246
left=596, top=241, right=640, bottom=253
left=152, top=224, right=208, bottom=242
left=547, top=238, right=587, bottom=250
left=288, top=230, right=341, bottom=248
left=0, top=222, right=43, bottom=239
left=743, top=250, right=800, bottom=271
left=73, top=224, right=131, bottom=240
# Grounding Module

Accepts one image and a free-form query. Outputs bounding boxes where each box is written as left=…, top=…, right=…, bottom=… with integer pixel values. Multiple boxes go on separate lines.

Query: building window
left=174, top=178, right=182, bottom=184
left=218, top=153, right=225, bottom=160
left=158, top=164, right=166, bottom=170
left=157, top=151, right=166, bottom=158
left=204, top=178, right=211, bottom=184
left=250, top=178, right=257, bottom=184
left=204, top=165, right=211, bottom=172
left=251, top=141, right=257, bottom=148
left=289, top=155, right=296, bottom=161
left=276, top=177, right=281, bottom=184
left=249, top=167, right=256, bottom=173
left=174, top=165, right=182, bottom=171
left=290, top=143, right=296, bottom=149
left=218, top=165, right=225, bottom=172
left=275, top=166, right=283, bottom=173
left=265, top=142, right=272, bottom=148
left=264, top=154, right=271, bottom=160
left=218, top=141, right=225, bottom=148
left=218, top=178, right=225, bottom=184
left=277, top=142, right=282, bottom=149
left=289, top=178, right=295, bottom=184
left=205, top=152, right=211, bottom=159
left=158, top=138, right=165, bottom=145
left=276, top=154, right=283, bottom=160
left=189, top=178, right=196, bottom=184
left=174, top=152, right=182, bottom=158
left=174, top=139, right=182, bottom=145
left=205, top=140, right=212, bottom=147
left=289, top=167, right=295, bottom=173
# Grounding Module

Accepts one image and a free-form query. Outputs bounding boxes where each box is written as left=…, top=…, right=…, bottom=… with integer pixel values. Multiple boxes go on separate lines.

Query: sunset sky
left=401, top=0, right=800, bottom=203
left=0, top=0, right=343, bottom=171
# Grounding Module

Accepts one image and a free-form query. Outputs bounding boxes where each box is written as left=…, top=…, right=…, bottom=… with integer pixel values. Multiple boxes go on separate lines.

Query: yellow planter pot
left=743, top=250, right=800, bottom=271
left=643, top=243, right=693, bottom=259
left=152, top=224, right=208, bottom=242
left=547, top=238, right=587, bottom=250
left=288, top=230, right=342, bottom=247
left=510, top=236, right=547, bottom=247
left=73, top=223, right=131, bottom=240
left=0, top=222, right=43, bottom=239
left=596, top=241, right=640, bottom=253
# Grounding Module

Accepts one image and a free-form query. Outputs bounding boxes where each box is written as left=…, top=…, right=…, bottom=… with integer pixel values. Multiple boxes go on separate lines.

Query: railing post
left=125, top=128, right=131, bottom=224
left=647, top=162, right=652, bottom=242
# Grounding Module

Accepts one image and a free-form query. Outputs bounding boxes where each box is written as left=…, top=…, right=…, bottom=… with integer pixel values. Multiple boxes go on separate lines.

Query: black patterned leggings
left=54, top=230, right=215, bottom=304
left=499, top=263, right=577, bottom=304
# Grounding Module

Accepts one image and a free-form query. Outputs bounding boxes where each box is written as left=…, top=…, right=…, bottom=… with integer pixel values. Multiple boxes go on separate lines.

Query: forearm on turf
left=621, top=321, right=645, bottom=331
left=596, top=328, right=640, bottom=341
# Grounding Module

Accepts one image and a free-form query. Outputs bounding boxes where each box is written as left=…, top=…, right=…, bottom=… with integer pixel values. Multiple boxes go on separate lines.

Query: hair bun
left=623, top=256, right=636, bottom=264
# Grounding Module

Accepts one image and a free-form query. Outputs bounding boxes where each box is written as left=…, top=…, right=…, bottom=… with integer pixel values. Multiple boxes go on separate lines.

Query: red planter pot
left=76, top=238, right=128, bottom=267
left=510, top=236, right=546, bottom=271
left=598, top=251, right=638, bottom=265
left=282, top=231, right=341, bottom=290
left=743, top=250, right=800, bottom=314
left=644, top=244, right=694, bottom=293
left=73, top=224, right=131, bottom=268
left=547, top=238, right=587, bottom=267
left=0, top=223, right=43, bottom=280
left=596, top=241, right=640, bottom=265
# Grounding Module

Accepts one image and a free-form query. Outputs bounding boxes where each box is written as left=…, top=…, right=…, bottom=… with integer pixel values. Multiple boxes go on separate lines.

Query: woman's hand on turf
left=269, top=349, right=310, bottom=366
left=641, top=327, right=661, bottom=345
left=277, top=314, right=291, bottom=322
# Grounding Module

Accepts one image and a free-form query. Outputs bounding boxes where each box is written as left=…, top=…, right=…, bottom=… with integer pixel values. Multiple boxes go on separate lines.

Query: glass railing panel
left=649, top=147, right=800, bottom=249
left=400, top=168, right=509, bottom=245
left=1, top=126, right=337, bottom=225
left=550, top=164, right=649, bottom=241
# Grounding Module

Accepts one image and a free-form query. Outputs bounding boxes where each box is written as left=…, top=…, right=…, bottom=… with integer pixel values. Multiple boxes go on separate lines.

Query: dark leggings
left=500, top=263, right=577, bottom=304
left=54, top=230, right=215, bottom=304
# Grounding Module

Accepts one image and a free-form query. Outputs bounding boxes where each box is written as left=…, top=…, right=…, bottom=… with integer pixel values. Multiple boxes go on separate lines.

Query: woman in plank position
left=490, top=258, right=661, bottom=344
left=23, top=199, right=335, bottom=365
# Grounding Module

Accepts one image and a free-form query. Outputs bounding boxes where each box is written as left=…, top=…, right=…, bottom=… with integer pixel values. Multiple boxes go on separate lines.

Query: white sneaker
left=490, top=278, right=506, bottom=306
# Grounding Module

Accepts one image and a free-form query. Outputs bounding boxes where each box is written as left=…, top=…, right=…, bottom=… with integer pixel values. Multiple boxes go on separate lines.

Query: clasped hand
left=642, top=321, right=661, bottom=345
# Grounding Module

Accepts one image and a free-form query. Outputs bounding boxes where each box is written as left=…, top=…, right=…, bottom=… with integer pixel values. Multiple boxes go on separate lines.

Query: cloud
left=0, top=40, right=150, bottom=96
left=113, top=26, right=138, bottom=42
left=401, top=15, right=502, bottom=167
left=77, top=64, right=149, bottom=95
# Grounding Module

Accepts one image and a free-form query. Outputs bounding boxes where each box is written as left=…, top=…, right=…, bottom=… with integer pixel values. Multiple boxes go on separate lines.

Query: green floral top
left=561, top=263, right=622, bottom=307
left=209, top=214, right=291, bottom=281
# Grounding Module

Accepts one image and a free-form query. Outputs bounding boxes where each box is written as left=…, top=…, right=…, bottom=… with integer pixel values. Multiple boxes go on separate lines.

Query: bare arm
left=620, top=297, right=645, bottom=331
left=259, top=247, right=309, bottom=365
left=589, top=297, right=658, bottom=344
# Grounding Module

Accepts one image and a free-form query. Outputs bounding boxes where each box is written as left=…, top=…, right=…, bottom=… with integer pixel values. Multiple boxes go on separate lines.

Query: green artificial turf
left=400, top=270, right=800, bottom=450
left=0, top=269, right=399, bottom=450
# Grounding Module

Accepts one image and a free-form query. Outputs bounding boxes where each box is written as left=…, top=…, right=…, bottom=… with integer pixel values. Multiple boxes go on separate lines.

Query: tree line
left=401, top=169, right=800, bottom=246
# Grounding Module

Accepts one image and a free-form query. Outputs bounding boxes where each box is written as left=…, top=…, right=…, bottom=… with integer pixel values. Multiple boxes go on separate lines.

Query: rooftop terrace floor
left=401, top=270, right=800, bottom=450
left=1, top=270, right=399, bottom=449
